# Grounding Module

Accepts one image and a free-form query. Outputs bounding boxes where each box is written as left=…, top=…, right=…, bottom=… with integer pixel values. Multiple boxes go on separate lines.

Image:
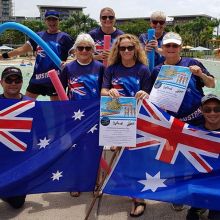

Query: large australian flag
left=102, top=99, right=220, bottom=211
left=0, top=99, right=102, bottom=197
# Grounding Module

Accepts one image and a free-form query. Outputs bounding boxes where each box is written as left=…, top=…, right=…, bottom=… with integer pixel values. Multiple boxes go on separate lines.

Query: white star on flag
left=92, top=88, right=97, bottom=93
left=72, top=144, right=77, bottom=148
left=37, top=137, right=50, bottom=149
left=138, top=171, right=167, bottom=192
left=72, top=109, right=85, bottom=120
left=88, top=124, right=98, bottom=133
left=51, top=170, right=63, bottom=181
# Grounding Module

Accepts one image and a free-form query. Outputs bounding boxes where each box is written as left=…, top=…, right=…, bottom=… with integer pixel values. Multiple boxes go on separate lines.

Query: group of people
left=0, top=6, right=219, bottom=220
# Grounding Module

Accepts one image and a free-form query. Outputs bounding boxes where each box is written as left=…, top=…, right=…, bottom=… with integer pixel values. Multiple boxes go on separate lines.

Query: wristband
left=2, top=52, right=9, bottom=59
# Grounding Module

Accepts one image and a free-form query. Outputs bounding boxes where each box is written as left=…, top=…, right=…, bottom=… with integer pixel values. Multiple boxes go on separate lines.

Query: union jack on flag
left=0, top=101, right=34, bottom=151
left=94, top=40, right=104, bottom=53
left=102, top=99, right=220, bottom=211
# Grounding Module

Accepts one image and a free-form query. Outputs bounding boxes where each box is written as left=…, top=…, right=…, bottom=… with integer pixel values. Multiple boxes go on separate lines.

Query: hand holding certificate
left=149, top=65, right=192, bottom=112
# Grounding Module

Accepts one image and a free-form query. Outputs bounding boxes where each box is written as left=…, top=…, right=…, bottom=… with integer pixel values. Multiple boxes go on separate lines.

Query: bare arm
left=189, top=65, right=215, bottom=88
left=0, top=43, right=32, bottom=60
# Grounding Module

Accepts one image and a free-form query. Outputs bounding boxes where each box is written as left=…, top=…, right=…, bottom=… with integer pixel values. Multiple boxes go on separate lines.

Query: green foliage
left=115, top=19, right=151, bottom=37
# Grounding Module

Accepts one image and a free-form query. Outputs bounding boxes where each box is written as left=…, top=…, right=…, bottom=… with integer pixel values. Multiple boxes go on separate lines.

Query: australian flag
left=102, top=99, right=220, bottom=211
left=0, top=99, right=102, bottom=198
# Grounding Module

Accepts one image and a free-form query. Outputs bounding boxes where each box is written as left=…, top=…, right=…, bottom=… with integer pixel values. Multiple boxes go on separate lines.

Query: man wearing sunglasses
left=139, top=11, right=167, bottom=67
left=0, top=10, right=75, bottom=101
left=0, top=67, right=35, bottom=209
left=186, top=93, right=220, bottom=220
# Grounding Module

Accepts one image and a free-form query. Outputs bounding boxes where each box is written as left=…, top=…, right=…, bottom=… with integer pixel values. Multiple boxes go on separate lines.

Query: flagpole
left=84, top=147, right=120, bottom=220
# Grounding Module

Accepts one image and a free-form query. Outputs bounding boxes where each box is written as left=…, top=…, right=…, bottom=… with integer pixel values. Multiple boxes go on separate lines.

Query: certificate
left=149, top=65, right=192, bottom=112
left=99, top=96, right=137, bottom=147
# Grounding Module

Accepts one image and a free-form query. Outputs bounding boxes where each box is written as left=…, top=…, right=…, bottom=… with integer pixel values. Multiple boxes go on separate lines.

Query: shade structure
left=182, top=45, right=194, bottom=49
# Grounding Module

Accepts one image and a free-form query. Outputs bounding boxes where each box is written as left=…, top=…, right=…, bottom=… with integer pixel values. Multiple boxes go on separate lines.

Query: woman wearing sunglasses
left=60, top=33, right=105, bottom=197
left=101, top=34, right=152, bottom=217
left=139, top=11, right=167, bottom=67
left=88, top=7, right=124, bottom=62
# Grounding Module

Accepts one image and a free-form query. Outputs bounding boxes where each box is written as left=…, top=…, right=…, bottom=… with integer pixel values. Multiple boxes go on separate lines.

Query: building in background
left=37, top=5, right=86, bottom=22
left=115, top=14, right=215, bottom=27
left=0, top=0, right=13, bottom=23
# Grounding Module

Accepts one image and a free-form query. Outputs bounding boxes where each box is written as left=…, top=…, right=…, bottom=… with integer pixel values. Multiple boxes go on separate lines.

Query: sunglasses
left=119, top=46, right=135, bottom=51
left=163, top=44, right=180, bottom=48
left=152, top=20, right=166, bottom=25
left=101, top=16, right=115, bottom=20
left=4, top=78, right=22, bottom=84
left=77, top=46, right=92, bottom=51
left=45, top=11, right=59, bottom=16
left=202, top=107, right=220, bottom=113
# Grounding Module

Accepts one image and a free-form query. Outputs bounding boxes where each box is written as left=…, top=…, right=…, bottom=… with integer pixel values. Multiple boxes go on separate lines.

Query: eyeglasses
left=4, top=78, right=22, bottom=84
left=202, top=107, right=220, bottom=113
left=77, top=46, right=92, bottom=51
left=118, top=46, right=135, bottom=51
left=45, top=11, right=59, bottom=17
left=152, top=20, right=166, bottom=25
left=101, top=16, right=115, bottom=20
left=163, top=44, right=180, bottom=48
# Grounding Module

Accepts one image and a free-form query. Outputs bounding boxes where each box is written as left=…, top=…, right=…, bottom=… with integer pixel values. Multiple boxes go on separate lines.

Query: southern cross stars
left=37, top=137, right=50, bottom=149
left=72, top=109, right=85, bottom=120
left=51, top=170, right=63, bottom=181
left=88, top=124, right=98, bottom=133
left=138, top=171, right=167, bottom=192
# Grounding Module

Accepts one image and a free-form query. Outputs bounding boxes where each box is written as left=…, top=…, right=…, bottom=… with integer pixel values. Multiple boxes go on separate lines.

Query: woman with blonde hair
left=88, top=7, right=124, bottom=62
left=101, top=34, right=152, bottom=217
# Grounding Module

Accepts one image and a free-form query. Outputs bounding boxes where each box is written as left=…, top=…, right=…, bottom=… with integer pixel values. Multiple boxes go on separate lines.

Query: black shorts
left=209, top=210, right=220, bottom=220
left=26, top=82, right=58, bottom=96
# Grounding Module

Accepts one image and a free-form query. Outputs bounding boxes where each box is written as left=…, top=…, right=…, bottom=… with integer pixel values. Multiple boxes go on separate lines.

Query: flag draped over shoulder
left=102, top=99, right=220, bottom=211
left=0, top=99, right=102, bottom=197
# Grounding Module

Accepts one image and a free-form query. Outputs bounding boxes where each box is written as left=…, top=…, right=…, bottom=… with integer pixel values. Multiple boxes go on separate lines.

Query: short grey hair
left=150, top=11, right=166, bottom=20
left=73, top=33, right=95, bottom=50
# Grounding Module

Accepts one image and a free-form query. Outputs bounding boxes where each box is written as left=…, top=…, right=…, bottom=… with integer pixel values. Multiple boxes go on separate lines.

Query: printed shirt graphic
left=88, top=27, right=124, bottom=55
left=28, top=31, right=74, bottom=86
left=60, top=60, right=105, bottom=100
left=102, top=62, right=152, bottom=97
left=0, top=99, right=102, bottom=198
left=102, top=99, right=220, bottom=211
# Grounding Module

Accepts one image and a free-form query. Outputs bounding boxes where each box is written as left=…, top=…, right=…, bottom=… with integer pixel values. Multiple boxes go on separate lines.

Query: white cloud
left=13, top=0, right=220, bottom=21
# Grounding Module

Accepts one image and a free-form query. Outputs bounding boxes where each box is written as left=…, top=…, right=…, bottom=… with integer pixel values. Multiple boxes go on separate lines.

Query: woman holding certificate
left=150, top=32, right=215, bottom=127
left=101, top=34, right=152, bottom=217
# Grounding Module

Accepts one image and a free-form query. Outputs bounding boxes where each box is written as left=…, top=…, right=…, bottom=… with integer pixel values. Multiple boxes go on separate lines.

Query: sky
left=13, top=0, right=220, bottom=22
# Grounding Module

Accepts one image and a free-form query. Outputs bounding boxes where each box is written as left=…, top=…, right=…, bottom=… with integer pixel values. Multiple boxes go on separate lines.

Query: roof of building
left=168, top=14, right=215, bottom=19
left=37, top=5, right=86, bottom=10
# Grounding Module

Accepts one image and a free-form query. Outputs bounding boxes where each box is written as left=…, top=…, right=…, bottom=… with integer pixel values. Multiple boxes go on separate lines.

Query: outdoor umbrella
left=189, top=46, right=210, bottom=51
left=0, top=45, right=14, bottom=50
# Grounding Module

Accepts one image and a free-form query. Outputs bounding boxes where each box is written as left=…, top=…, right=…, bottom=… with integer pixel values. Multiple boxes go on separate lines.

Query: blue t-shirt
left=88, top=27, right=124, bottom=55
left=0, top=94, right=35, bottom=101
left=139, top=32, right=167, bottom=66
left=28, top=31, right=75, bottom=87
left=150, top=57, right=214, bottom=125
left=60, top=60, right=105, bottom=100
left=102, top=62, right=152, bottom=97
left=198, top=124, right=220, bottom=132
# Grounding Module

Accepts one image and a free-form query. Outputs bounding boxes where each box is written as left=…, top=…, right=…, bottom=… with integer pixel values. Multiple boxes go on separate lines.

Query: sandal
left=130, top=201, right=146, bottom=217
left=70, top=191, right=80, bottom=197
left=93, top=184, right=103, bottom=198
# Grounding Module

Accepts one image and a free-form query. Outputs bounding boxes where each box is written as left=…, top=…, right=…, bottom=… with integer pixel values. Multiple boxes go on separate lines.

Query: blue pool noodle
left=147, top=29, right=155, bottom=72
